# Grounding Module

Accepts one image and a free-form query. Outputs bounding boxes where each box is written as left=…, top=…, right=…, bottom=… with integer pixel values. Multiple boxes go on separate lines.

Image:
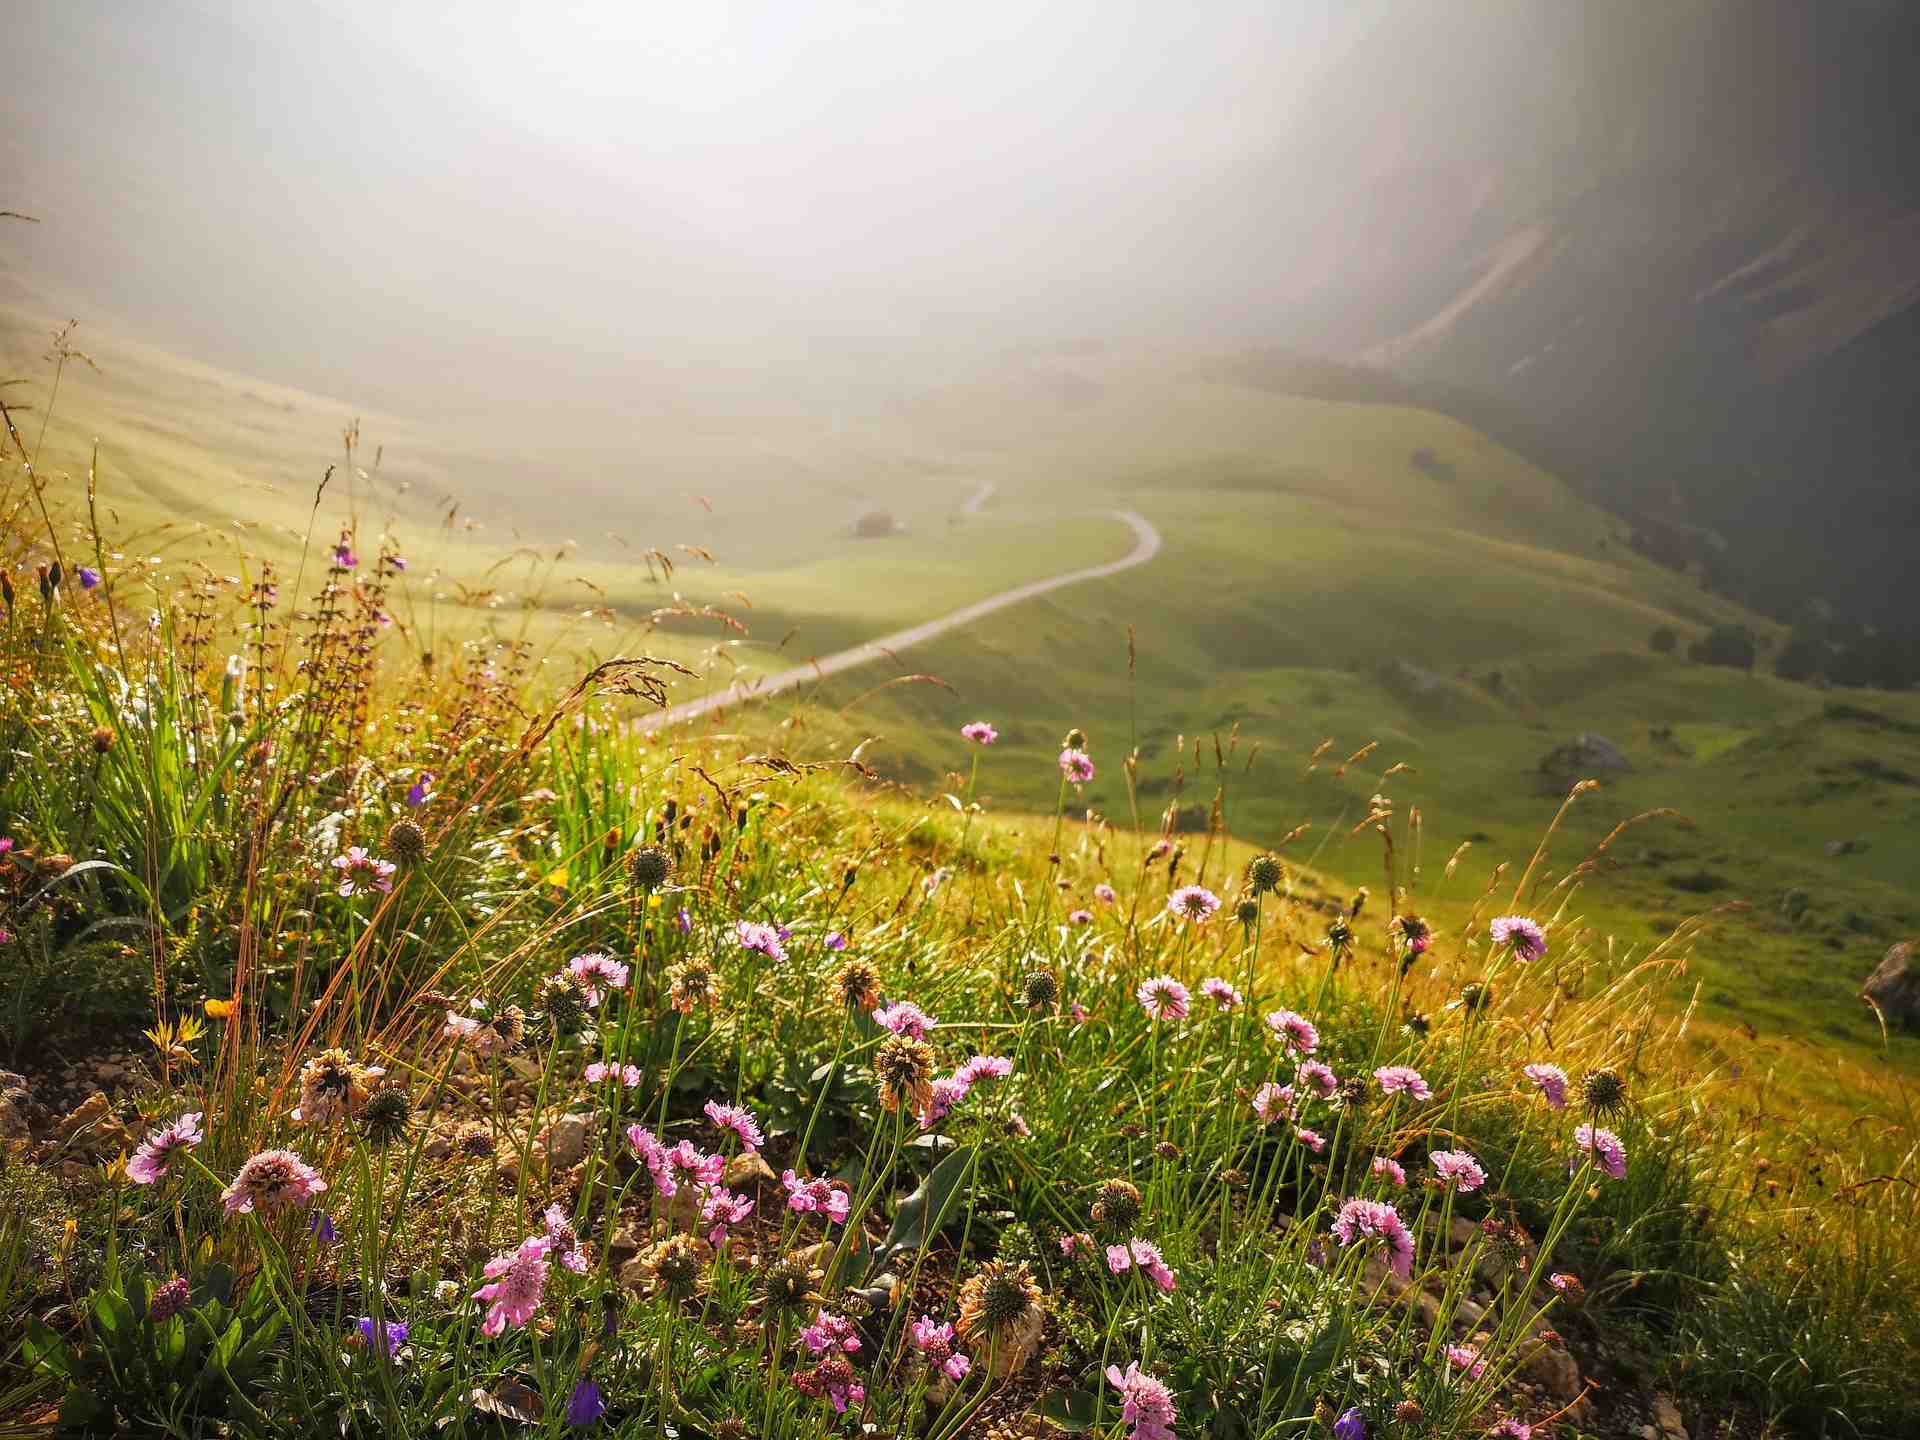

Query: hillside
left=9, top=310, right=1917, bottom=1107
left=1260, top=0, right=1920, bottom=628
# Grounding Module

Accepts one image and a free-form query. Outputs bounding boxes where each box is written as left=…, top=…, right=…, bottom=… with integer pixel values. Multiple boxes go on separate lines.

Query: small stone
left=1518, top=1330, right=1583, bottom=1406
left=722, top=1151, right=776, bottom=1189
left=1652, top=1393, right=1688, bottom=1440
left=542, top=1114, right=590, bottom=1168
left=55, top=1091, right=133, bottom=1156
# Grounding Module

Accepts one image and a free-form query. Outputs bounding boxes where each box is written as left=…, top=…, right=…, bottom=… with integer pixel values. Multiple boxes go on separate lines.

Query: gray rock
left=0, top=1070, right=31, bottom=1140
left=1540, top=731, right=1632, bottom=780
left=542, top=1113, right=590, bottom=1168
left=1863, top=940, right=1920, bottom=1031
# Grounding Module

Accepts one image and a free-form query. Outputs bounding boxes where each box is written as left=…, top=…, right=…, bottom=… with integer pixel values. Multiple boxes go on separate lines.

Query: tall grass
left=0, top=435, right=1915, bottom=1438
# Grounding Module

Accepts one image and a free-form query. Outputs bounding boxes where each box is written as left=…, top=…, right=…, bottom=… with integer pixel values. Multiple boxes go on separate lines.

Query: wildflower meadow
left=0, top=484, right=1915, bottom=1440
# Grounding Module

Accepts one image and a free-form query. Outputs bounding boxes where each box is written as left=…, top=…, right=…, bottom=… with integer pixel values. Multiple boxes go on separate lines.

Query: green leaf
left=211, top=1315, right=244, bottom=1370
left=25, top=1316, right=73, bottom=1379
left=872, top=1144, right=975, bottom=1271
left=56, top=1382, right=107, bottom=1430
left=91, top=1290, right=134, bottom=1339
left=225, top=1313, right=284, bottom=1383
left=1035, top=1387, right=1101, bottom=1431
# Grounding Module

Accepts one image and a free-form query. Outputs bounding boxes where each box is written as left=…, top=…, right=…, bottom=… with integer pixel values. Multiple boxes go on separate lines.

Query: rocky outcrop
left=1862, top=940, right=1920, bottom=1030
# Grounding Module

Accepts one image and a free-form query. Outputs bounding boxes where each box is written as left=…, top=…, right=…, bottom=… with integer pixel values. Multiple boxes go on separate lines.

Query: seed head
left=957, top=1259, right=1043, bottom=1339
left=359, top=1086, right=413, bottom=1148
left=1456, top=981, right=1492, bottom=1013
left=455, top=1122, right=496, bottom=1158
left=834, top=960, right=881, bottom=1012
left=1234, top=897, right=1260, bottom=927
left=644, top=1234, right=707, bottom=1302
left=1337, top=1075, right=1371, bottom=1111
left=90, top=725, right=115, bottom=754
left=627, top=843, right=673, bottom=893
left=873, top=1035, right=935, bottom=1114
left=1091, top=1178, right=1142, bottom=1233
left=1581, top=1067, right=1628, bottom=1116
left=666, top=958, right=721, bottom=1014
left=1153, top=1140, right=1180, bottom=1163
left=1394, top=1400, right=1424, bottom=1424
left=1020, top=969, right=1059, bottom=1012
left=385, top=817, right=427, bottom=866
left=758, top=1251, right=822, bottom=1316
left=1062, top=727, right=1087, bottom=750
left=1247, top=853, right=1284, bottom=894
left=538, top=972, right=591, bottom=1034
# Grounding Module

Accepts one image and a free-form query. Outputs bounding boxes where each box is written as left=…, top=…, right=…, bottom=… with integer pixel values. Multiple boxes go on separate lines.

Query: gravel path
left=643, top=505, right=1161, bottom=732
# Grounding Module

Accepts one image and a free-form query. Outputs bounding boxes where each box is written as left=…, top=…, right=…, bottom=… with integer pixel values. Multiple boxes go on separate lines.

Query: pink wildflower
left=873, top=1001, right=936, bottom=1039
left=585, top=1061, right=643, bottom=1087
left=1574, top=1123, right=1628, bottom=1180
left=331, top=847, right=395, bottom=897
left=1489, top=915, right=1547, bottom=962
left=1430, top=1149, right=1488, bottom=1193
left=1252, top=1081, right=1296, bottom=1125
left=1136, top=975, right=1190, bottom=1021
left=704, top=1099, right=764, bottom=1152
left=1094, top=882, right=1118, bottom=905
left=1266, top=1009, right=1319, bottom=1054
left=567, top=952, right=629, bottom=1005
left=1374, top=1065, right=1432, bottom=1100
left=1297, top=1060, right=1338, bottom=1099
left=473, top=1235, right=552, bottom=1337
left=542, top=1204, right=589, bottom=1274
left=700, top=1185, right=754, bottom=1247
left=220, top=1149, right=326, bottom=1217
left=800, top=1309, right=861, bottom=1356
left=127, top=1112, right=203, bottom=1185
left=1059, top=747, right=1095, bottom=784
left=1444, top=1342, right=1486, bottom=1379
left=1524, top=1062, right=1569, bottom=1110
left=1104, top=1361, right=1178, bottom=1440
left=1371, top=1155, right=1407, bottom=1186
left=1166, top=885, right=1221, bottom=923
left=783, top=1170, right=851, bottom=1224
left=1199, top=977, right=1243, bottom=1009
left=960, top=722, right=998, bottom=745
left=1331, top=1197, right=1414, bottom=1280
left=910, top=1315, right=971, bottom=1381
left=736, top=920, right=788, bottom=964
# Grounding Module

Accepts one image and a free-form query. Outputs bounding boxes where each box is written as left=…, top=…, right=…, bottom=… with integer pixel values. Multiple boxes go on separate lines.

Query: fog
left=4, top=0, right=1372, bottom=428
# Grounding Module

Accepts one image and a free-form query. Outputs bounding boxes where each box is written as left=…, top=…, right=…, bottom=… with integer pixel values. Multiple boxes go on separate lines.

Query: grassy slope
left=9, top=311, right=1916, bottom=1103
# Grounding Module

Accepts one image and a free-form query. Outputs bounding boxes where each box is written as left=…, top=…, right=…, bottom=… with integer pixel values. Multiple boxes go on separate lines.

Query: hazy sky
left=4, top=0, right=1375, bottom=416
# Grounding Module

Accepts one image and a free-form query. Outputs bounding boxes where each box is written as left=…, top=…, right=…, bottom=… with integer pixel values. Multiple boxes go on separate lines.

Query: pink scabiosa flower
left=1105, top=1238, right=1178, bottom=1292
left=221, top=1149, right=327, bottom=1218
left=1094, top=882, right=1117, bottom=905
left=1489, top=915, right=1547, bottom=962
left=800, top=1309, right=862, bottom=1356
left=1374, top=1065, right=1432, bottom=1101
left=1371, top=1155, right=1407, bottom=1186
left=910, top=1315, right=971, bottom=1381
left=567, top=952, right=629, bottom=1005
left=1059, top=747, right=1095, bottom=785
left=1252, top=1081, right=1296, bottom=1126
left=127, top=1112, right=203, bottom=1185
left=1444, top=1342, right=1486, bottom=1379
left=736, top=920, right=788, bottom=964
left=1266, top=1009, right=1319, bottom=1054
left=331, top=847, right=396, bottom=897
left=1136, top=975, right=1191, bottom=1021
left=704, top=1099, right=764, bottom=1153
left=658, top=1140, right=724, bottom=1195
left=542, top=1203, right=589, bottom=1274
left=1331, top=1197, right=1415, bottom=1280
left=1429, top=1149, right=1488, bottom=1193
left=1059, top=1231, right=1094, bottom=1258
left=920, top=1075, right=970, bottom=1128
left=1104, top=1361, right=1178, bottom=1440
left=1523, top=1062, right=1569, bottom=1110
left=1199, top=977, right=1243, bottom=1010
left=1295, top=1127, right=1328, bottom=1154
left=1166, top=885, right=1220, bottom=924
left=1069, top=908, right=1093, bottom=926
left=473, top=1235, right=552, bottom=1337
left=960, top=721, right=998, bottom=745
left=955, top=1054, right=1013, bottom=1086
left=585, top=1061, right=642, bottom=1088
left=1297, top=1060, right=1338, bottom=1099
left=1574, top=1123, right=1628, bottom=1180
left=874, top=1001, right=936, bottom=1039
left=700, top=1185, right=754, bottom=1247
left=783, top=1170, right=851, bottom=1224
left=626, top=1124, right=667, bottom=1188
left=1489, top=1420, right=1532, bottom=1440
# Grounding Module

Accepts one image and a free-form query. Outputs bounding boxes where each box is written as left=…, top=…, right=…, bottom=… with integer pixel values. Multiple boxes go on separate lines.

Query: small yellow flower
left=647, top=895, right=663, bottom=910
left=204, top=997, right=237, bottom=1020
left=545, top=867, right=569, bottom=889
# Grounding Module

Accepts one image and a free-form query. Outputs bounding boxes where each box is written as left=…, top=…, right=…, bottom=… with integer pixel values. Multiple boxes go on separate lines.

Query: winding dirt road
left=644, top=504, right=1161, bottom=732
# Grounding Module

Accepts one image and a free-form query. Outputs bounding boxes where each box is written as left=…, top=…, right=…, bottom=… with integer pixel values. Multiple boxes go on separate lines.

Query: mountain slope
left=1263, top=0, right=1920, bottom=626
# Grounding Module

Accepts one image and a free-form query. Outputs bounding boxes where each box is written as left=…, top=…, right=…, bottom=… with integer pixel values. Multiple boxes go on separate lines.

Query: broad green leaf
left=872, top=1144, right=974, bottom=1270
left=1035, top=1388, right=1101, bottom=1431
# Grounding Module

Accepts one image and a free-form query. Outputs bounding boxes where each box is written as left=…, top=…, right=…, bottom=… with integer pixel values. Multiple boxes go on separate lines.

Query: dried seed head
left=90, top=725, right=115, bottom=754
left=538, top=972, right=591, bottom=1034
left=360, top=1086, right=414, bottom=1148
left=646, top=1234, right=707, bottom=1302
left=1247, top=853, right=1284, bottom=894
left=1456, top=981, right=1492, bottom=1013
left=958, top=1259, right=1044, bottom=1339
left=1020, top=969, right=1059, bottom=1012
left=456, top=1122, right=496, bottom=1158
left=873, top=1035, right=935, bottom=1114
left=1091, top=1178, right=1142, bottom=1233
left=1394, top=1400, right=1425, bottom=1424
left=1234, top=896, right=1260, bottom=927
left=1337, top=1075, right=1371, bottom=1110
left=1062, top=727, right=1087, bottom=750
left=834, top=960, right=881, bottom=1012
left=385, top=817, right=427, bottom=866
left=666, top=958, right=721, bottom=1014
left=1581, top=1068, right=1628, bottom=1116
left=758, top=1251, right=821, bottom=1316
left=627, top=844, right=673, bottom=893
left=1153, top=1140, right=1180, bottom=1163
